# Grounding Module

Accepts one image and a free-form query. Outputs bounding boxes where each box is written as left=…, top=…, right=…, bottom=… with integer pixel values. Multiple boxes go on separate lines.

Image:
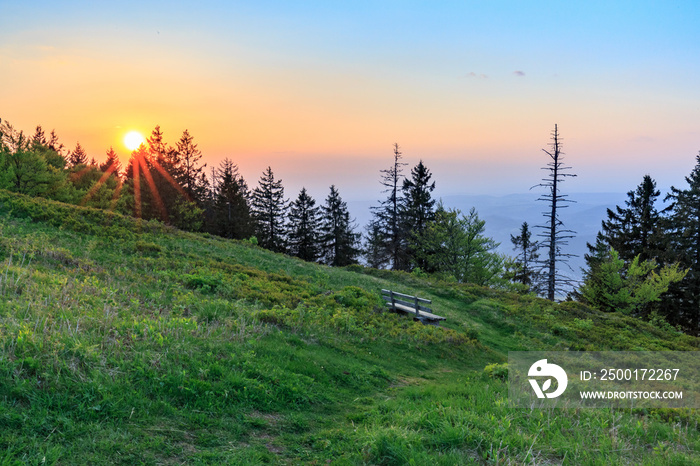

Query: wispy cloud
left=465, top=71, right=488, bottom=79
left=513, top=70, right=526, bottom=77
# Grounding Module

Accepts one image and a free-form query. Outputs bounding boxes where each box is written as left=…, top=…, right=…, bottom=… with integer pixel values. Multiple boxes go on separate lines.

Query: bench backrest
left=381, top=289, right=432, bottom=313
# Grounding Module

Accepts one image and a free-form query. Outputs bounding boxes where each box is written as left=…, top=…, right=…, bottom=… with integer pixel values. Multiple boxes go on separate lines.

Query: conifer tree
left=287, top=188, right=321, bottom=262
left=123, top=145, right=167, bottom=221
left=401, top=160, right=436, bottom=270
left=0, top=120, right=67, bottom=199
left=148, top=126, right=177, bottom=168
left=71, top=162, right=120, bottom=210
left=124, top=127, right=170, bottom=222
left=509, top=222, right=542, bottom=293
left=32, top=126, right=47, bottom=149
left=319, top=185, right=360, bottom=266
left=175, top=129, right=208, bottom=203
left=210, top=158, right=254, bottom=240
left=596, top=175, right=666, bottom=263
left=68, top=142, right=88, bottom=167
left=578, top=248, right=686, bottom=315
left=251, top=166, right=288, bottom=253
left=138, top=126, right=204, bottom=230
left=363, top=220, right=388, bottom=269
left=663, top=153, right=700, bottom=335
left=533, top=125, right=577, bottom=300
left=147, top=125, right=180, bottom=203
left=100, top=147, right=122, bottom=175
left=47, top=129, right=64, bottom=156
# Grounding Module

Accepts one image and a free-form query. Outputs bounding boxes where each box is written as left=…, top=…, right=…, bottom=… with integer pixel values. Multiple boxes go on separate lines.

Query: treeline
left=1, top=119, right=698, bottom=334
left=0, top=120, right=510, bottom=284
left=576, top=166, right=700, bottom=335
left=0, top=121, right=362, bottom=266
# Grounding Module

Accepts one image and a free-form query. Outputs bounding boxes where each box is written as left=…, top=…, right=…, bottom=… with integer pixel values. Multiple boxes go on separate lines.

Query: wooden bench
left=381, top=289, right=446, bottom=326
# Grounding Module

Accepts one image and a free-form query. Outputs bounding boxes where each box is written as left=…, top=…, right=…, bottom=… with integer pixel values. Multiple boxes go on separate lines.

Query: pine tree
left=401, top=160, right=436, bottom=271
left=663, top=152, right=700, bottom=335
left=251, top=166, right=288, bottom=253
left=367, top=143, right=408, bottom=270
left=68, top=142, right=88, bottom=167
left=211, top=158, right=254, bottom=240
left=320, top=185, right=360, bottom=266
left=287, top=188, right=321, bottom=262
left=509, top=222, right=542, bottom=293
left=533, top=125, right=577, bottom=300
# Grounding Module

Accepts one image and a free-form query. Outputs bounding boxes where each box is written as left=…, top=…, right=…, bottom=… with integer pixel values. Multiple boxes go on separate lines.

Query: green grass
left=0, top=189, right=697, bottom=464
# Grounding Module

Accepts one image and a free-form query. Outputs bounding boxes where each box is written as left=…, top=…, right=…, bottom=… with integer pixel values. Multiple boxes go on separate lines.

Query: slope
left=0, top=190, right=697, bottom=465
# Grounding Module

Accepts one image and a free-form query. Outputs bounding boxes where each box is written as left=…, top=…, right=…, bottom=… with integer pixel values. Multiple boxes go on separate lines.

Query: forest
left=1, top=118, right=698, bottom=335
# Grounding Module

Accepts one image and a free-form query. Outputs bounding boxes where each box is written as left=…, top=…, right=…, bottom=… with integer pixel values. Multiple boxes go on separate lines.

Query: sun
left=124, top=131, right=146, bottom=151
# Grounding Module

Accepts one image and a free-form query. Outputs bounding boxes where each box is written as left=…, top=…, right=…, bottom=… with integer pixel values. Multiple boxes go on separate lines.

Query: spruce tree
left=320, top=185, right=360, bottom=266
left=147, top=125, right=180, bottom=202
left=596, top=175, right=666, bottom=263
left=401, top=160, right=436, bottom=271
left=211, top=158, right=254, bottom=240
left=287, top=188, right=321, bottom=262
left=148, top=126, right=177, bottom=169
left=175, top=129, right=208, bottom=203
left=578, top=248, right=686, bottom=315
left=141, top=126, right=204, bottom=231
left=32, top=126, right=47, bottom=149
left=124, top=145, right=168, bottom=222
left=251, top=166, right=288, bottom=253
left=68, top=142, right=88, bottom=167
left=663, top=152, right=700, bottom=335
left=363, top=220, right=388, bottom=269
left=533, top=125, right=577, bottom=300
left=47, top=129, right=64, bottom=157
left=124, top=127, right=170, bottom=223
left=100, top=147, right=122, bottom=175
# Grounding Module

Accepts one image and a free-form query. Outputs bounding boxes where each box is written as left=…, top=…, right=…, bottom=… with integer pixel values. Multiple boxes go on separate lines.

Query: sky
left=1, top=1, right=699, bottom=203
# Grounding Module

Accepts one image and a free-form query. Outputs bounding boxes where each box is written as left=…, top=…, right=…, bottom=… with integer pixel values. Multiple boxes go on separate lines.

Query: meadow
left=0, top=190, right=697, bottom=464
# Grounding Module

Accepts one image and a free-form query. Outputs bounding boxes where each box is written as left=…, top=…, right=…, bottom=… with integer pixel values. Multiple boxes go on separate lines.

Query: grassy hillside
left=0, top=190, right=697, bottom=465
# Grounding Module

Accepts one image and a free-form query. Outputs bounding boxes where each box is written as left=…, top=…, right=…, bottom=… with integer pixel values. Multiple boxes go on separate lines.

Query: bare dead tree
left=532, top=124, right=577, bottom=300
left=367, top=143, right=408, bottom=269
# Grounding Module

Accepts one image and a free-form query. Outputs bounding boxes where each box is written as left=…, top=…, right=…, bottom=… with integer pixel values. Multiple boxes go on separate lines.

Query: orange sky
left=2, top=1, right=699, bottom=200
